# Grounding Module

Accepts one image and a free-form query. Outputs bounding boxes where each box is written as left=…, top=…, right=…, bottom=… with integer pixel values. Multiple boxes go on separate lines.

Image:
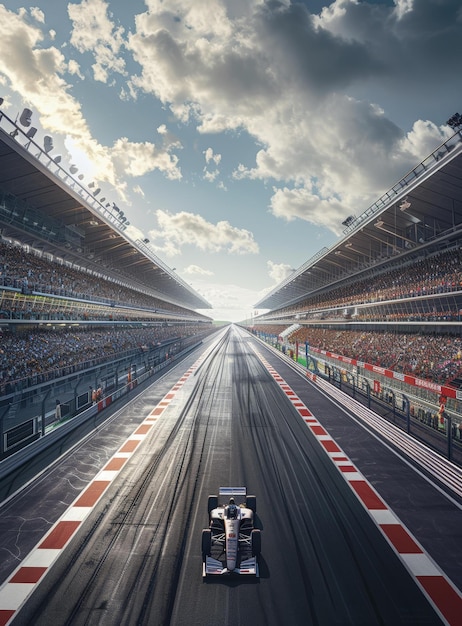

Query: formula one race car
left=202, top=487, right=261, bottom=577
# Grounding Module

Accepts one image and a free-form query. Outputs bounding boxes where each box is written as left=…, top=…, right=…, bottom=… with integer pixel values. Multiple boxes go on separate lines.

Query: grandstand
left=248, top=129, right=462, bottom=441
left=0, top=106, right=212, bottom=322
left=0, top=104, right=214, bottom=454
left=0, top=104, right=214, bottom=331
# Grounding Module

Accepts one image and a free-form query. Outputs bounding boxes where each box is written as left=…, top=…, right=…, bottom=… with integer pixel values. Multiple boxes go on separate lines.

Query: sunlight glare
left=64, top=136, right=99, bottom=180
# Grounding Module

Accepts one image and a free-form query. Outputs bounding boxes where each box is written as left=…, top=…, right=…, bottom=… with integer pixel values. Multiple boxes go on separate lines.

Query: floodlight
left=341, top=215, right=356, bottom=227
left=19, top=108, right=32, bottom=126
left=446, top=113, right=462, bottom=130
left=22, top=126, right=37, bottom=149
left=44, top=136, right=53, bottom=153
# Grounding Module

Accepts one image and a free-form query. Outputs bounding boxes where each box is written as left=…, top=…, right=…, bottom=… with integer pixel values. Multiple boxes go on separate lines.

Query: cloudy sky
left=0, top=0, right=460, bottom=321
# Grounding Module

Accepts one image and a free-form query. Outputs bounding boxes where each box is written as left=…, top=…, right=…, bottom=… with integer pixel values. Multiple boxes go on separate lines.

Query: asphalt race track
left=0, top=325, right=460, bottom=625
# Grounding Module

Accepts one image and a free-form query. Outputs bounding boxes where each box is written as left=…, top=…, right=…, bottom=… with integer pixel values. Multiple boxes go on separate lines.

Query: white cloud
left=126, top=0, right=454, bottom=233
left=204, top=147, right=221, bottom=165
left=124, top=222, right=144, bottom=243
left=30, top=7, right=45, bottom=23
left=68, top=0, right=126, bottom=82
left=148, top=209, right=259, bottom=257
left=203, top=147, right=222, bottom=183
left=157, top=124, right=183, bottom=151
left=203, top=168, right=219, bottom=183
left=267, top=260, right=293, bottom=285
left=269, top=186, right=349, bottom=236
left=111, top=137, right=182, bottom=180
left=0, top=4, right=183, bottom=200
left=67, top=58, right=84, bottom=79
left=183, top=264, right=214, bottom=276
left=393, top=0, right=414, bottom=20
left=397, top=119, right=453, bottom=162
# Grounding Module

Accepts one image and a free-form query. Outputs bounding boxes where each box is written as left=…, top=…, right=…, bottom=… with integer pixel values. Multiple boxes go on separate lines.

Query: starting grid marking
left=0, top=354, right=208, bottom=626
left=252, top=347, right=462, bottom=626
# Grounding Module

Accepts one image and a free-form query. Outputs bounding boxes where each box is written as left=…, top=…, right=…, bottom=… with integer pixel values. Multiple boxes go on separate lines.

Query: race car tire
left=246, top=495, right=257, bottom=513
left=208, top=495, right=218, bottom=515
left=251, top=529, right=261, bottom=557
left=202, top=529, right=212, bottom=558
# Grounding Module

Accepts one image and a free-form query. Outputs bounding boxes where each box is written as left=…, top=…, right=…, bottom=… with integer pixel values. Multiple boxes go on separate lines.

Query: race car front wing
left=203, top=555, right=259, bottom=577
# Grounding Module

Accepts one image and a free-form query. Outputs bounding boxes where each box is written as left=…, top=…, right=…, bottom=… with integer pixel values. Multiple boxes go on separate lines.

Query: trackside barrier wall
left=0, top=341, right=202, bottom=475
left=260, top=331, right=461, bottom=426
left=252, top=331, right=462, bottom=465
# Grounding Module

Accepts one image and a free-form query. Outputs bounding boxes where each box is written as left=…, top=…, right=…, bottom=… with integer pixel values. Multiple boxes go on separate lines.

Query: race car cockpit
left=226, top=499, right=238, bottom=519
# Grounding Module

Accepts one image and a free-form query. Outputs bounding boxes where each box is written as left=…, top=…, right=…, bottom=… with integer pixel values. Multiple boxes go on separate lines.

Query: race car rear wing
left=219, top=487, right=247, bottom=501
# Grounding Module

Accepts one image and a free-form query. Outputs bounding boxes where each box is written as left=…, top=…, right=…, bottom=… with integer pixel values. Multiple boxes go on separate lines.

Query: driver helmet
left=227, top=498, right=238, bottom=518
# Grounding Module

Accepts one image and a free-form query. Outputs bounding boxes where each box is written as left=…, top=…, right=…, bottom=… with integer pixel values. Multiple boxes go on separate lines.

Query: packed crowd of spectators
left=0, top=239, right=214, bottom=395
left=0, top=291, right=190, bottom=323
left=0, top=240, right=195, bottom=318
left=0, top=324, right=210, bottom=393
left=264, top=245, right=462, bottom=322
left=253, top=324, right=462, bottom=387
left=251, top=245, right=462, bottom=387
left=3, top=235, right=462, bottom=391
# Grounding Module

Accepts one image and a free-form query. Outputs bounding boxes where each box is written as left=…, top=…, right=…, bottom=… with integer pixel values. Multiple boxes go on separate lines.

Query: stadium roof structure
left=0, top=107, right=211, bottom=312
left=256, top=130, right=462, bottom=312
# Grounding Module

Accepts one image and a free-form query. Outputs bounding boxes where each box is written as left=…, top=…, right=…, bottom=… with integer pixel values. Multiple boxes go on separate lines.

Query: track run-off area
left=0, top=325, right=461, bottom=626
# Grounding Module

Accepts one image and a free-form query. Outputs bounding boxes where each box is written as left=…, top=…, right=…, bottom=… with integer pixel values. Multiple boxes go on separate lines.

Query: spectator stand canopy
left=0, top=105, right=211, bottom=314
left=255, top=130, right=462, bottom=315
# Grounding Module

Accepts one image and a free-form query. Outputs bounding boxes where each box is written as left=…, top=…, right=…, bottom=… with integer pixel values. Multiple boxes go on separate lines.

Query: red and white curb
left=0, top=355, right=207, bottom=626
left=253, top=347, right=462, bottom=626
